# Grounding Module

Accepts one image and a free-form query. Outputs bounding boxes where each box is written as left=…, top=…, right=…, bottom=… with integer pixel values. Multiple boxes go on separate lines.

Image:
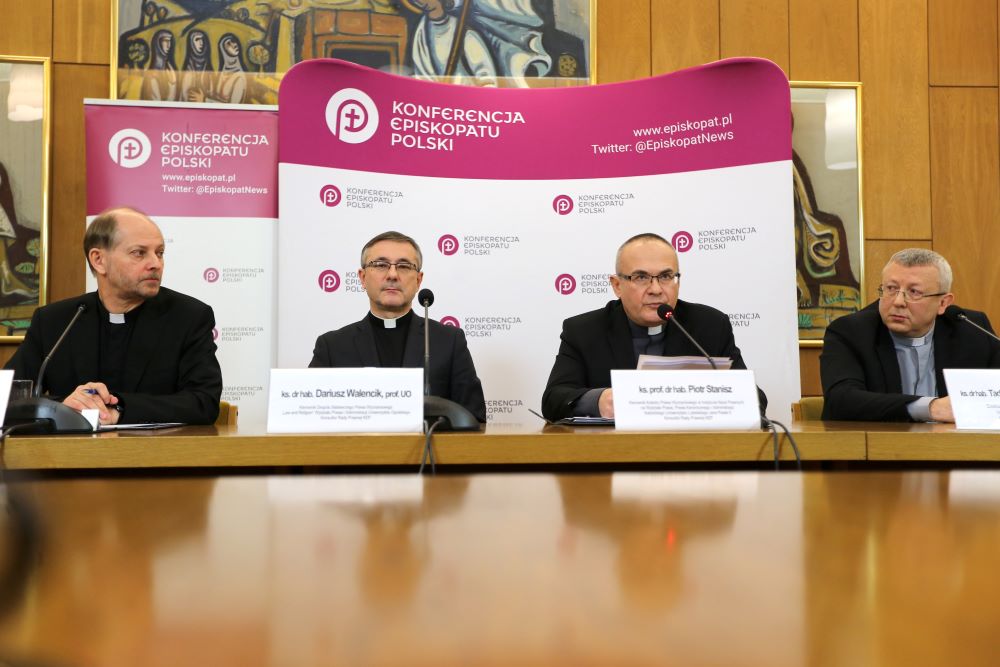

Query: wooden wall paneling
left=858, top=0, right=931, bottom=240
left=864, top=239, right=933, bottom=304
left=929, top=88, right=1000, bottom=319
left=798, top=347, right=821, bottom=396
left=53, top=0, right=112, bottom=65
left=595, top=0, right=651, bottom=83
left=0, top=0, right=53, bottom=57
left=720, top=0, right=789, bottom=75
left=928, top=0, right=997, bottom=86
left=650, top=0, right=720, bottom=76
left=50, top=64, right=107, bottom=303
left=789, top=0, right=859, bottom=81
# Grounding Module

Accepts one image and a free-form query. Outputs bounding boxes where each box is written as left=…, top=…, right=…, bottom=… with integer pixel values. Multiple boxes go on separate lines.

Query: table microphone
left=4, top=303, right=94, bottom=434
left=944, top=305, right=1000, bottom=344
left=419, top=288, right=434, bottom=396
left=656, top=303, right=718, bottom=369
left=418, top=289, right=479, bottom=431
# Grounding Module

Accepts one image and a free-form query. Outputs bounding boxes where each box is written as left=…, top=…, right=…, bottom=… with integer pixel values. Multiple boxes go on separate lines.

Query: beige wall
left=3, top=0, right=996, bottom=395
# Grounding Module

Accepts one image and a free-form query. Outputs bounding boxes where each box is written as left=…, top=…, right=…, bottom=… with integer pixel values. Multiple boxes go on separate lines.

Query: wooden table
left=865, top=421, right=1000, bottom=461
left=1, top=422, right=867, bottom=470
left=0, top=471, right=996, bottom=666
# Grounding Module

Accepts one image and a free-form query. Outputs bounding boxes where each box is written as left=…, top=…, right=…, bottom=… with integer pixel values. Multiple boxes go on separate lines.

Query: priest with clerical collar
left=308, top=231, right=487, bottom=422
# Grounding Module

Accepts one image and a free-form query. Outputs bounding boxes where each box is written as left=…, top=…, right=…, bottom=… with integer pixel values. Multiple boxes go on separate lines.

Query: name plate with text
left=267, top=368, right=423, bottom=433
left=944, top=369, right=1000, bottom=430
left=611, top=369, right=761, bottom=431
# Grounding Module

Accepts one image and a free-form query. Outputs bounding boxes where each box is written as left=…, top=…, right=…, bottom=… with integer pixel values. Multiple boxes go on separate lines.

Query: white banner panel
left=85, top=100, right=278, bottom=426
left=277, top=59, right=799, bottom=426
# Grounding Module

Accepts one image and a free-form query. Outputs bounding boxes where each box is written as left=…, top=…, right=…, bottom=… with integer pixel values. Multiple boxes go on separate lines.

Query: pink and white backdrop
left=277, top=58, right=798, bottom=426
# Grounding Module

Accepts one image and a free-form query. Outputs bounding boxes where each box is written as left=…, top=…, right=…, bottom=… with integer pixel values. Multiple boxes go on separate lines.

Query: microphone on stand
left=418, top=289, right=479, bottom=432
left=656, top=303, right=718, bottom=369
left=944, top=305, right=1000, bottom=344
left=4, top=303, right=95, bottom=434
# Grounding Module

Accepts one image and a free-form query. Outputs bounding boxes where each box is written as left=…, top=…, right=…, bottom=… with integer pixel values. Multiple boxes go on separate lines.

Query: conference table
left=1, top=422, right=871, bottom=470
left=0, top=470, right=996, bottom=666
left=7, top=421, right=1000, bottom=471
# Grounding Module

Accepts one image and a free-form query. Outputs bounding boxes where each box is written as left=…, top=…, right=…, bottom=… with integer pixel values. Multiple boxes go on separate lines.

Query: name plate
left=266, top=368, right=423, bottom=433
left=611, top=369, right=761, bottom=431
left=943, top=369, right=1000, bottom=430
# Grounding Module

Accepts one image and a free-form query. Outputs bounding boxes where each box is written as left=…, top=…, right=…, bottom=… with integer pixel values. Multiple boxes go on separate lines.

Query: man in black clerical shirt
left=6, top=207, right=223, bottom=425
left=309, top=231, right=487, bottom=422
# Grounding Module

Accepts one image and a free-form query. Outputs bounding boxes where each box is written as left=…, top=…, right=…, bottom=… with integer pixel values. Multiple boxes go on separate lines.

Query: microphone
left=34, top=303, right=87, bottom=397
left=418, top=289, right=434, bottom=396
left=4, top=303, right=94, bottom=434
left=944, top=305, right=1000, bottom=344
left=656, top=303, right=718, bottom=369
left=417, top=289, right=479, bottom=431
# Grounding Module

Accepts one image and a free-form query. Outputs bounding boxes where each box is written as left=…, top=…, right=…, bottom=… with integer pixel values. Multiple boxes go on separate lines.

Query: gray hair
left=885, top=248, right=953, bottom=292
left=615, top=233, right=674, bottom=274
left=360, top=231, right=422, bottom=270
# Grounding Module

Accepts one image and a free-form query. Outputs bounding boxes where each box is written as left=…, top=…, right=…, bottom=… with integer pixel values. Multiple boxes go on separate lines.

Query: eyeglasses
left=617, top=271, right=680, bottom=288
left=364, top=260, right=420, bottom=275
left=877, top=285, right=946, bottom=302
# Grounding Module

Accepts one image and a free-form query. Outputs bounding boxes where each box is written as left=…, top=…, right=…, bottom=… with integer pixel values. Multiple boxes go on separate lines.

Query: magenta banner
left=279, top=58, right=790, bottom=180
left=85, top=103, right=278, bottom=217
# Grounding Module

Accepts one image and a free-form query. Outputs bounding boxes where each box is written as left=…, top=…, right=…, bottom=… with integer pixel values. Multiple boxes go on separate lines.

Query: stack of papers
left=636, top=354, right=733, bottom=370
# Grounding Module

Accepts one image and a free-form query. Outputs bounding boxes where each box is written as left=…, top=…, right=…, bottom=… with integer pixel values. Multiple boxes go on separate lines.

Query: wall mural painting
left=791, top=84, right=864, bottom=344
left=114, top=0, right=593, bottom=102
left=0, top=57, right=49, bottom=340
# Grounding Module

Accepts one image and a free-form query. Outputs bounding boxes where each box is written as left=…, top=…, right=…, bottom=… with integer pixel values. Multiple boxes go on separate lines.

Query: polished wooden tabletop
left=2, top=422, right=867, bottom=469
left=0, top=471, right=997, bottom=666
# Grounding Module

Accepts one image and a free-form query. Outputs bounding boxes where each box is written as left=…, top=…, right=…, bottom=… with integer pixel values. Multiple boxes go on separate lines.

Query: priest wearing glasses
left=541, top=232, right=765, bottom=421
left=821, top=248, right=1000, bottom=422
left=309, top=231, right=486, bottom=422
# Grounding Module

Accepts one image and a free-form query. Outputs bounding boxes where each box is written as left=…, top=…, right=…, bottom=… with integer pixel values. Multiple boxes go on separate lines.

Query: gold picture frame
left=791, top=81, right=864, bottom=347
left=0, top=55, right=51, bottom=342
left=111, top=0, right=597, bottom=104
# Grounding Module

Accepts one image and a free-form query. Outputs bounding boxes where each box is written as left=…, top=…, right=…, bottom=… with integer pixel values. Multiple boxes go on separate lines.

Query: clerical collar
left=626, top=319, right=663, bottom=337
left=890, top=326, right=934, bottom=348
left=98, top=299, right=142, bottom=326
left=368, top=310, right=412, bottom=329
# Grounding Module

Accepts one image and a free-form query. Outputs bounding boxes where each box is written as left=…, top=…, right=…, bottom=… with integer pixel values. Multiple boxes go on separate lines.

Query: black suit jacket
left=309, top=314, right=487, bottom=422
left=542, top=299, right=765, bottom=421
left=821, top=301, right=1000, bottom=421
left=6, top=288, right=223, bottom=424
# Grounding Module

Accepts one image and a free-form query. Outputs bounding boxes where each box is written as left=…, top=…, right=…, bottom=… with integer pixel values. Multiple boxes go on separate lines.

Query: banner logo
left=211, top=327, right=219, bottom=341
left=552, top=195, right=574, bottom=215
left=672, top=231, right=694, bottom=253
left=440, top=316, right=460, bottom=327
left=326, top=88, right=379, bottom=144
left=108, top=128, right=151, bottom=168
left=319, top=184, right=342, bottom=207
left=555, top=273, right=577, bottom=295
left=318, top=270, right=341, bottom=292
left=203, top=267, right=220, bottom=283
left=438, top=234, right=459, bottom=255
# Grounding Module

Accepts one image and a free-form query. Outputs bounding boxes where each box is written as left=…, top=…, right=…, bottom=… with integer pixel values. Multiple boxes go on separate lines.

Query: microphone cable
left=763, top=417, right=801, bottom=470
left=419, top=416, right=445, bottom=475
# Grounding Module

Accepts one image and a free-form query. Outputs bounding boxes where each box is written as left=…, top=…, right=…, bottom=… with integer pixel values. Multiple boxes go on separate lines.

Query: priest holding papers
left=541, top=233, right=766, bottom=421
left=821, top=248, right=1000, bottom=422
left=309, top=231, right=487, bottom=423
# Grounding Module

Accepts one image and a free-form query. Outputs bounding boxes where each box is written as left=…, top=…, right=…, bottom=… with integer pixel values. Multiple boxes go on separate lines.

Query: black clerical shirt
left=367, top=310, right=413, bottom=367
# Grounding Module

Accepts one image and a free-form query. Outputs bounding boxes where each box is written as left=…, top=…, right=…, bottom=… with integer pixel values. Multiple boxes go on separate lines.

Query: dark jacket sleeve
left=309, top=333, right=333, bottom=367
left=441, top=326, right=487, bottom=423
left=117, top=302, right=222, bottom=425
left=5, top=306, right=46, bottom=382
left=541, top=322, right=593, bottom=422
left=820, top=314, right=917, bottom=421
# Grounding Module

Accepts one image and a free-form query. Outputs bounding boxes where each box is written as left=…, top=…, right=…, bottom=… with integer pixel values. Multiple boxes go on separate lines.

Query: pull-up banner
left=85, top=100, right=278, bottom=425
left=277, top=58, right=798, bottom=425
